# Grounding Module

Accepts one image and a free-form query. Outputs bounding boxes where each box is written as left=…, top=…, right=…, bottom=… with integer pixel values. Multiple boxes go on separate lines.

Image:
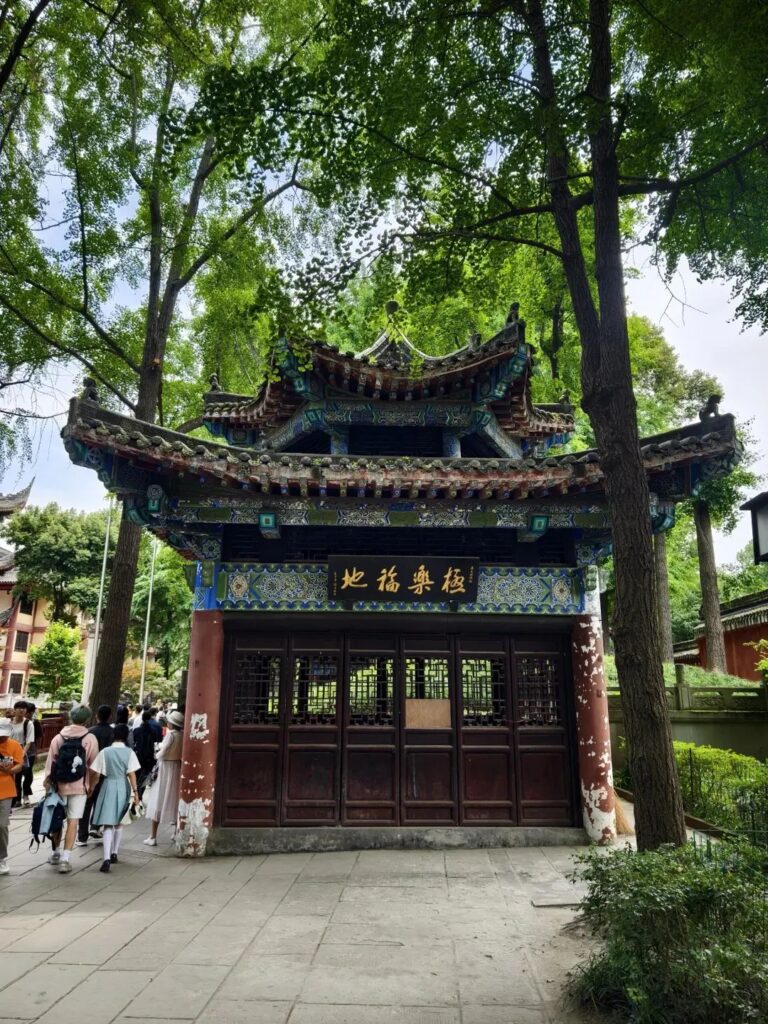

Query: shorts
left=62, top=794, right=87, bottom=820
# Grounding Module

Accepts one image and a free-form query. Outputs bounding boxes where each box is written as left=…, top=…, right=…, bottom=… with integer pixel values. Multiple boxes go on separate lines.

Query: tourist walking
left=0, top=719, right=23, bottom=876
left=144, top=708, right=183, bottom=846
left=132, top=709, right=158, bottom=800
left=90, top=724, right=141, bottom=872
left=43, top=706, right=98, bottom=874
left=9, top=701, right=33, bottom=808
left=77, top=705, right=113, bottom=847
left=22, top=703, right=42, bottom=807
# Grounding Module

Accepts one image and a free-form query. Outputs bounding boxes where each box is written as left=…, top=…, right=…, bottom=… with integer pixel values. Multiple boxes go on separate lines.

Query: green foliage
left=1, top=503, right=113, bottom=620
left=719, top=543, right=768, bottom=603
left=570, top=842, right=768, bottom=1023
left=674, top=742, right=768, bottom=842
left=27, top=621, right=84, bottom=705
left=129, top=541, right=191, bottom=678
left=603, top=654, right=746, bottom=689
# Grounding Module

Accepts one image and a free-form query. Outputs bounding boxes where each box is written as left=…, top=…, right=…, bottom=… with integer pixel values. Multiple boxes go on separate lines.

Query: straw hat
left=167, top=709, right=184, bottom=730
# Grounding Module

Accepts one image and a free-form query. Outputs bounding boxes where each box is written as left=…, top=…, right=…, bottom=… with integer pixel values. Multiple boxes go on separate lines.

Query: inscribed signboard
left=327, top=556, right=479, bottom=603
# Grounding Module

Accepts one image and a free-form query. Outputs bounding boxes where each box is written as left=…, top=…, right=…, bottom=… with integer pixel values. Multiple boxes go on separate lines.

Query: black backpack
left=32, top=718, right=43, bottom=745
left=52, top=736, right=87, bottom=784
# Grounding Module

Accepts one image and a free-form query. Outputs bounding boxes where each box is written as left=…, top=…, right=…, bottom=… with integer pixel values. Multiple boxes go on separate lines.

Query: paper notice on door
left=405, top=698, right=451, bottom=729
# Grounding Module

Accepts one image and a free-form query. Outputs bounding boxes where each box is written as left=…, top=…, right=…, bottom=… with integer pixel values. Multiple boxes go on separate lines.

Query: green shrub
left=674, top=742, right=768, bottom=842
left=569, top=843, right=768, bottom=1023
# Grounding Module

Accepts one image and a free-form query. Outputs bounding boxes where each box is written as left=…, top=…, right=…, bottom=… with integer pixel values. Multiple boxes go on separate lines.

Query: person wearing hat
left=0, top=719, right=24, bottom=875
left=43, top=706, right=99, bottom=874
left=143, top=708, right=184, bottom=846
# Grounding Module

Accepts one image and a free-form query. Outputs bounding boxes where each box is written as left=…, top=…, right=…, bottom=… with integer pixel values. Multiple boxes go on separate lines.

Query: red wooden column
left=175, top=611, right=224, bottom=857
left=571, top=614, right=616, bottom=843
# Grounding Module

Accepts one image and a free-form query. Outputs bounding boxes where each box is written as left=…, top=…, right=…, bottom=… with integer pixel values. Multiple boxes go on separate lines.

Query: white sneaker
left=0, top=860, right=9, bottom=875
left=22, top=798, right=31, bottom=808
left=48, top=852, right=61, bottom=865
left=58, top=861, right=72, bottom=874
left=143, top=837, right=157, bottom=847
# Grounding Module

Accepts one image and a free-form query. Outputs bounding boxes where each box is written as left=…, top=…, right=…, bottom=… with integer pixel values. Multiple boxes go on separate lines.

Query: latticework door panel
left=516, top=654, right=562, bottom=725
left=461, top=658, right=506, bottom=726
left=233, top=652, right=281, bottom=724
left=348, top=655, right=394, bottom=725
left=292, top=654, right=339, bottom=724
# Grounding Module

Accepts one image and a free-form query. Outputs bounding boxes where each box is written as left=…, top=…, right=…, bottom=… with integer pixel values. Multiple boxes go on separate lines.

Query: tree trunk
left=88, top=339, right=164, bottom=712
left=654, top=532, right=675, bottom=662
left=693, top=499, right=727, bottom=673
left=88, top=515, right=142, bottom=710
left=524, top=0, right=687, bottom=849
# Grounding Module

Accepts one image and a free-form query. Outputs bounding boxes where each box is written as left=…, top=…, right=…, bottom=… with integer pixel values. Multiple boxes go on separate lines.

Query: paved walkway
left=1, top=802, right=597, bottom=1024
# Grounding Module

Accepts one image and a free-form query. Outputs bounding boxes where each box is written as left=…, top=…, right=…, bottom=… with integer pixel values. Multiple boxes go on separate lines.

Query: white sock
left=102, top=828, right=113, bottom=861
left=112, top=827, right=123, bottom=855
left=60, top=850, right=71, bottom=863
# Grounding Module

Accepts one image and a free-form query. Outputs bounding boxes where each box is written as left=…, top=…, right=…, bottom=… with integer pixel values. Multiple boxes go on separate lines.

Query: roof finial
left=385, top=299, right=400, bottom=319
left=208, top=372, right=221, bottom=393
left=81, top=377, right=99, bottom=403
left=699, top=393, right=722, bottom=420
left=505, top=302, right=520, bottom=326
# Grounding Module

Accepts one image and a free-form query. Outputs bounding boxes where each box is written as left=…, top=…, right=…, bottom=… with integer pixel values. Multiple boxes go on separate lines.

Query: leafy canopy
left=1, top=503, right=112, bottom=621
left=27, top=620, right=84, bottom=704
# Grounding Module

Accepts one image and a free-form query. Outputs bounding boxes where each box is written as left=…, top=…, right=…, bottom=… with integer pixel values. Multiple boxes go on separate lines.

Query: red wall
left=697, top=622, right=767, bottom=681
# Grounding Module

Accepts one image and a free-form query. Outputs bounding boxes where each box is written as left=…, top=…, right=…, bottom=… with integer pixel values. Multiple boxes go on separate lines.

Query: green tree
left=0, top=1, right=318, bottom=711
left=27, top=620, right=84, bottom=704
left=129, top=542, right=192, bottom=679
left=1, top=503, right=112, bottom=620
left=720, top=543, right=768, bottom=603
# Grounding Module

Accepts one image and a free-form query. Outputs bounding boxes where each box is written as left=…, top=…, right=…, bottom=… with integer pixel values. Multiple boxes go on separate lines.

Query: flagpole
left=83, top=498, right=113, bottom=703
left=139, top=536, right=158, bottom=705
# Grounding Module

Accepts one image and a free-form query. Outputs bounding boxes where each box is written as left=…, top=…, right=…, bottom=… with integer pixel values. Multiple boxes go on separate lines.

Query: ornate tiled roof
left=0, top=480, right=32, bottom=516
left=201, top=317, right=575, bottom=447
left=63, top=400, right=737, bottom=505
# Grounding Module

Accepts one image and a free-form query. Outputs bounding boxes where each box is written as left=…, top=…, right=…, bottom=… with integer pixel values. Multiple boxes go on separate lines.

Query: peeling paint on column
left=176, top=611, right=224, bottom=858
left=572, top=614, right=616, bottom=844
left=175, top=796, right=212, bottom=857
left=189, top=713, right=209, bottom=741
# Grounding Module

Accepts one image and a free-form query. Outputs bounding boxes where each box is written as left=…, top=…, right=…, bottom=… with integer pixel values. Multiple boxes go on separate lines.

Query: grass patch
left=604, top=654, right=748, bottom=688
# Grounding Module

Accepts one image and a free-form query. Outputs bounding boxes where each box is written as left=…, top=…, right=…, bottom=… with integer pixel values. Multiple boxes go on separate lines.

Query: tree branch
left=0, top=250, right=141, bottom=375
left=0, top=293, right=137, bottom=411
left=0, top=0, right=52, bottom=103
left=176, top=169, right=301, bottom=289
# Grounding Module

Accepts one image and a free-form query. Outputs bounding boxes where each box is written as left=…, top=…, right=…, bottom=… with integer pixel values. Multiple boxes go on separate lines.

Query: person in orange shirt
left=0, top=719, right=24, bottom=876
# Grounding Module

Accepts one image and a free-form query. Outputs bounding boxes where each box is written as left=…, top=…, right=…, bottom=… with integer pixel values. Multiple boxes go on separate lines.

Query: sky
left=3, top=255, right=766, bottom=568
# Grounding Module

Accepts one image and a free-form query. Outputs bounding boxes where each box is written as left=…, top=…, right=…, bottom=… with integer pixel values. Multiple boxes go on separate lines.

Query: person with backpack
left=42, top=705, right=98, bottom=874
left=23, top=703, right=43, bottom=807
left=132, top=709, right=158, bottom=800
left=9, top=701, right=34, bottom=808
left=76, top=705, right=113, bottom=847
left=0, top=718, right=24, bottom=875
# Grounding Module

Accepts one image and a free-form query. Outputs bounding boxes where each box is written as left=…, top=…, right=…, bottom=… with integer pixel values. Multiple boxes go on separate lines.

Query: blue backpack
left=30, top=791, right=66, bottom=851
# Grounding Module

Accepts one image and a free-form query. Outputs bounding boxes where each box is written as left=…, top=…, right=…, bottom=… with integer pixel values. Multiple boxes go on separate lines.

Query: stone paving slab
left=0, top=798, right=597, bottom=1024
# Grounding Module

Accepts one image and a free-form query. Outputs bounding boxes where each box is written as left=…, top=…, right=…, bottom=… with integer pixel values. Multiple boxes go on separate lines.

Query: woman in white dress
left=143, top=709, right=184, bottom=846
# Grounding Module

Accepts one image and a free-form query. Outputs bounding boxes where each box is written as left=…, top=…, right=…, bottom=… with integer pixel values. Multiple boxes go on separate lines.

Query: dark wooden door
left=457, top=636, right=517, bottom=823
left=218, top=622, right=576, bottom=830
left=220, top=633, right=285, bottom=826
left=342, top=634, right=398, bottom=824
left=513, top=636, right=574, bottom=826
left=400, top=634, right=458, bottom=824
left=281, top=632, right=342, bottom=824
